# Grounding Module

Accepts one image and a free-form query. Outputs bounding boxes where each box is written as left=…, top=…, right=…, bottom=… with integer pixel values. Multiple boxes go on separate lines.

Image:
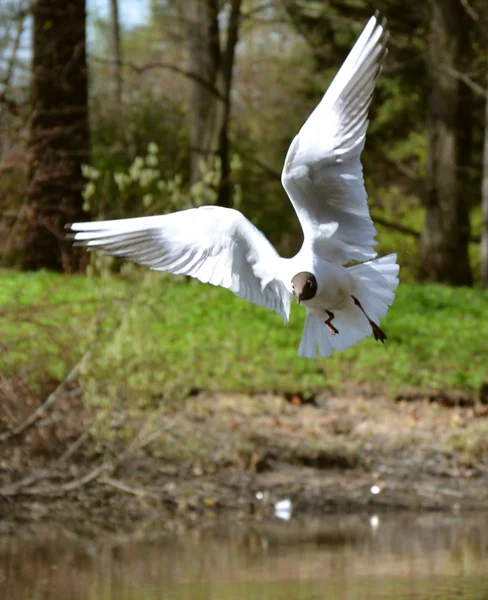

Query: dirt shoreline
left=2, top=386, right=488, bottom=534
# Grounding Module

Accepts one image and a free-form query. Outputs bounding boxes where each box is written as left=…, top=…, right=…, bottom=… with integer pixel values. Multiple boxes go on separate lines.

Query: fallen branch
left=57, top=424, right=94, bottom=463
left=101, top=476, right=160, bottom=499
left=0, top=471, right=51, bottom=496
left=59, top=463, right=112, bottom=493
left=413, top=483, right=464, bottom=499
left=0, top=350, right=91, bottom=443
left=0, top=463, right=112, bottom=497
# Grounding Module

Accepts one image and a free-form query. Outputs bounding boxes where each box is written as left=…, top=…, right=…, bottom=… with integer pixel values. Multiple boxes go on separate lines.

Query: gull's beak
left=297, top=293, right=302, bottom=304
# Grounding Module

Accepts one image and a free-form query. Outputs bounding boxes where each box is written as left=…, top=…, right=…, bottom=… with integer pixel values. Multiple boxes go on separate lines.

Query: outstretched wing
left=281, top=14, right=388, bottom=264
left=68, top=206, right=291, bottom=322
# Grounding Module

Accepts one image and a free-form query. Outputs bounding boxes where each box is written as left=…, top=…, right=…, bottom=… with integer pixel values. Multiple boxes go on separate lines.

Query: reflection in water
left=1, top=513, right=488, bottom=599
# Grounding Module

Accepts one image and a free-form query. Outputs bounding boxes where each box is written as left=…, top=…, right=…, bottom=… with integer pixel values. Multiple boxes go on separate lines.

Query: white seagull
left=68, top=14, right=399, bottom=359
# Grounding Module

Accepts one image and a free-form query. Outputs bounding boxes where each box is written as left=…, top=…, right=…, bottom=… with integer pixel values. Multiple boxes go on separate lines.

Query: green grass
left=1, top=268, right=487, bottom=400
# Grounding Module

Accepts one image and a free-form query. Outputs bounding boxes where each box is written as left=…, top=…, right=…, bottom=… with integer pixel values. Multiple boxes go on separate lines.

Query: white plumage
left=69, top=14, right=399, bottom=358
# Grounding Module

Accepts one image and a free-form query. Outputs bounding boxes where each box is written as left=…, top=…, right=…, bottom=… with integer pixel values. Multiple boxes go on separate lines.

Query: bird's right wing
left=282, top=14, right=388, bottom=264
left=68, top=206, right=291, bottom=322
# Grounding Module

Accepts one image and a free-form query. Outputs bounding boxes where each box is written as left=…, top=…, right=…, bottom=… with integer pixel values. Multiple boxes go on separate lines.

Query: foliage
left=89, top=92, right=190, bottom=181
left=82, top=142, right=223, bottom=220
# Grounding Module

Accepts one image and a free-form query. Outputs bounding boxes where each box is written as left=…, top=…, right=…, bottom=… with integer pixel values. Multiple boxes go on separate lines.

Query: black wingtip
left=64, top=222, right=73, bottom=230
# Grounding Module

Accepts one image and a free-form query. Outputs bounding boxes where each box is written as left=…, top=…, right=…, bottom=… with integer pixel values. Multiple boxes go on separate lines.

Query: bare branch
left=241, top=2, right=274, bottom=20
left=244, top=152, right=281, bottom=179
left=372, top=212, right=480, bottom=243
left=460, top=0, right=480, bottom=22
left=90, top=55, right=225, bottom=102
left=459, top=0, right=488, bottom=42
left=0, top=91, right=22, bottom=116
left=0, top=4, right=28, bottom=117
left=371, top=213, right=421, bottom=239
left=441, top=65, right=487, bottom=98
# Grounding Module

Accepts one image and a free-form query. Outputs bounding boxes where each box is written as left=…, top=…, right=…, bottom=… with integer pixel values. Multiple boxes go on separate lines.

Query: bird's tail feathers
left=348, top=253, right=399, bottom=323
left=298, top=253, right=399, bottom=358
left=298, top=310, right=371, bottom=358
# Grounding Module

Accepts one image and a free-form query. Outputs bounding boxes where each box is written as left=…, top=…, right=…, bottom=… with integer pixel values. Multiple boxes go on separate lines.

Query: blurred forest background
left=0, top=0, right=487, bottom=284
left=1, top=1, right=488, bottom=521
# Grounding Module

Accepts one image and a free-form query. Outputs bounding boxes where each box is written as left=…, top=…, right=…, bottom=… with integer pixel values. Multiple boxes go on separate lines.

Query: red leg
left=351, top=295, right=387, bottom=343
left=325, top=310, right=339, bottom=335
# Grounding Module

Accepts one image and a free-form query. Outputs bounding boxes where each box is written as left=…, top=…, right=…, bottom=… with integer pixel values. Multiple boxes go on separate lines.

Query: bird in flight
left=68, top=14, right=399, bottom=358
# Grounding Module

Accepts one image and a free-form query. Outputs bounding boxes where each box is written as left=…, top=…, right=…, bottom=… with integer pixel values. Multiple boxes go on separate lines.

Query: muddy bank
left=1, top=384, right=488, bottom=534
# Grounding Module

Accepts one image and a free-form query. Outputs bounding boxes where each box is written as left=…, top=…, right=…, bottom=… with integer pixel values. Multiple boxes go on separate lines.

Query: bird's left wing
left=68, top=206, right=291, bottom=322
left=281, top=14, right=388, bottom=264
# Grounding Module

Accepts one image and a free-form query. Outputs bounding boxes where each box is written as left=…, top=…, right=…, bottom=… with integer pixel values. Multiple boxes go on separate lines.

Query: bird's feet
left=351, top=295, right=387, bottom=343
left=325, top=310, right=339, bottom=335
left=370, top=321, right=387, bottom=343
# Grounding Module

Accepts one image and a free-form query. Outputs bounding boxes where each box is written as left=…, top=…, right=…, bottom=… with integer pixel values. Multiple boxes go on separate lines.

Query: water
left=2, top=513, right=488, bottom=599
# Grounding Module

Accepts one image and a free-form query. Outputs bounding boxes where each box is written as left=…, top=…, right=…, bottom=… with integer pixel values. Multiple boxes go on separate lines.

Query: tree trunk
left=182, top=0, right=241, bottom=207
left=182, top=0, right=221, bottom=181
left=421, top=0, right=473, bottom=285
left=22, top=0, right=90, bottom=272
left=481, top=81, right=488, bottom=288
left=216, top=0, right=241, bottom=207
left=109, top=0, right=123, bottom=109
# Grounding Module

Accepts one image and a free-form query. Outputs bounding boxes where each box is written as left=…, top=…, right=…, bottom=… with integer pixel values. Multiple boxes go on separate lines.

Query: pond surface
left=2, top=513, right=488, bottom=599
